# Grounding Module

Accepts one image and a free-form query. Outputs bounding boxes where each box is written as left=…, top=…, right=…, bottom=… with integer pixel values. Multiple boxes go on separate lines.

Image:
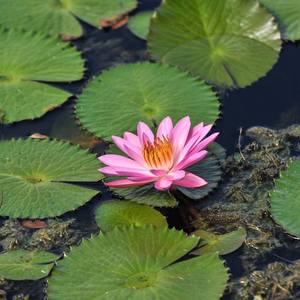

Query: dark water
left=1, top=0, right=300, bottom=298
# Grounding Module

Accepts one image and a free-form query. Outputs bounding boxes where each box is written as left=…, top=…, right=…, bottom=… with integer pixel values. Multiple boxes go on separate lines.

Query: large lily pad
left=0, top=0, right=137, bottom=39
left=95, top=200, right=168, bottom=232
left=48, top=226, right=228, bottom=300
left=192, top=228, right=246, bottom=256
left=0, top=250, right=59, bottom=280
left=270, top=160, right=300, bottom=237
left=260, top=0, right=300, bottom=41
left=177, top=143, right=225, bottom=200
left=148, top=0, right=281, bottom=88
left=0, top=28, right=84, bottom=123
left=76, top=62, right=219, bottom=139
left=111, top=184, right=177, bottom=208
left=0, top=139, right=102, bottom=218
left=128, top=11, right=154, bottom=40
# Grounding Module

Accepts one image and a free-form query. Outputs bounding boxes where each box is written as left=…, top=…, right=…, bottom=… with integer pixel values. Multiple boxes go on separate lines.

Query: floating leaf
left=111, top=184, right=177, bottom=208
left=177, top=143, right=225, bottom=200
left=0, top=29, right=84, bottom=123
left=148, top=0, right=281, bottom=88
left=270, top=160, right=300, bottom=237
left=260, top=0, right=300, bottom=41
left=95, top=200, right=167, bottom=232
left=128, top=11, right=154, bottom=40
left=48, top=226, right=228, bottom=300
left=0, top=0, right=137, bottom=39
left=0, top=250, right=58, bottom=280
left=192, top=228, right=246, bottom=256
left=76, top=62, right=219, bottom=139
left=0, top=139, right=102, bottom=218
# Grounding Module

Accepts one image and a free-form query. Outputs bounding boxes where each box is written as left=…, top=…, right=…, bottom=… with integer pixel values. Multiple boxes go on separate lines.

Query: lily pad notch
left=76, top=62, right=220, bottom=139
left=0, top=138, right=102, bottom=218
left=148, top=0, right=281, bottom=88
left=0, top=28, right=84, bottom=123
left=48, top=226, right=229, bottom=300
left=0, top=0, right=138, bottom=39
left=0, top=250, right=59, bottom=280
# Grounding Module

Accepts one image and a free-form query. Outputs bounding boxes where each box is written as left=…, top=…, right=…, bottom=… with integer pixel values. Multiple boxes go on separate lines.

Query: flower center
left=143, top=137, right=173, bottom=169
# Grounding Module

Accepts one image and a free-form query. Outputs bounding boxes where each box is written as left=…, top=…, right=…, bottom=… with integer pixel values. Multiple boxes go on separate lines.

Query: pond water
left=1, top=0, right=300, bottom=299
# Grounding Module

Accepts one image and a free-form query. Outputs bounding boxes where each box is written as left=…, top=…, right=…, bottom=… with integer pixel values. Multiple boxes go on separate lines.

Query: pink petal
left=105, top=179, right=153, bottom=188
left=157, top=116, right=173, bottom=139
left=123, top=132, right=141, bottom=149
left=127, top=176, right=157, bottom=182
left=123, top=144, right=146, bottom=166
left=189, top=133, right=219, bottom=155
left=99, top=167, right=119, bottom=175
left=171, top=116, right=191, bottom=161
left=188, top=122, right=204, bottom=139
left=173, top=173, right=207, bottom=188
left=166, top=170, right=186, bottom=181
left=174, top=150, right=207, bottom=171
left=100, top=166, right=152, bottom=177
left=112, top=136, right=144, bottom=164
left=175, top=124, right=214, bottom=164
left=98, top=154, right=143, bottom=169
left=154, top=178, right=173, bottom=191
left=151, top=169, right=167, bottom=177
left=137, top=122, right=154, bottom=145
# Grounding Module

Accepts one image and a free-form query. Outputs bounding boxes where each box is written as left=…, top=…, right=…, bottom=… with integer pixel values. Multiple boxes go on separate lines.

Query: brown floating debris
left=21, top=220, right=48, bottom=229
left=100, top=14, right=129, bottom=30
left=30, top=133, right=48, bottom=139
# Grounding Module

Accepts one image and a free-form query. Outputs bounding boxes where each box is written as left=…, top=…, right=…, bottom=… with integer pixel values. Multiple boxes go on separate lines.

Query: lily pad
left=270, top=160, right=300, bottom=237
left=128, top=11, right=154, bottom=40
left=48, top=226, right=228, bottom=300
left=192, top=228, right=246, bottom=256
left=0, top=250, right=59, bottom=280
left=0, top=28, right=84, bottom=123
left=111, top=184, right=177, bottom=207
left=95, top=200, right=168, bottom=232
left=0, top=0, right=137, bottom=39
left=76, top=62, right=219, bottom=139
left=0, top=139, right=102, bottom=218
left=260, top=0, right=300, bottom=41
left=177, top=143, right=225, bottom=200
left=148, top=0, right=281, bottom=88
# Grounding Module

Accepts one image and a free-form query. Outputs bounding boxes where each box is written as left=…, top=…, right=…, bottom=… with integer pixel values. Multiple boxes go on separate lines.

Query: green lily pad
left=0, top=28, right=84, bottom=123
left=270, top=160, right=300, bottom=237
left=0, top=139, right=102, bottom=218
left=0, top=0, right=137, bottom=39
left=48, top=226, right=228, bottom=300
left=0, top=249, right=59, bottom=280
left=177, top=143, right=225, bottom=200
left=128, top=11, right=154, bottom=40
left=111, top=184, right=177, bottom=208
left=76, top=62, right=219, bottom=139
left=192, top=228, right=246, bottom=256
left=260, top=0, right=300, bottom=41
left=95, top=200, right=168, bottom=232
left=148, top=0, right=281, bottom=88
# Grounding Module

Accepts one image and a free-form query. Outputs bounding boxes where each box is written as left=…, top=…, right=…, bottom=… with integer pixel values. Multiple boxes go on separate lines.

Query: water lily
left=99, top=116, right=219, bottom=191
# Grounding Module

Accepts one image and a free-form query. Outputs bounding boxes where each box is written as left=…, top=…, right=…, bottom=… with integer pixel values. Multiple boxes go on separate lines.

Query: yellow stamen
left=143, top=137, right=173, bottom=169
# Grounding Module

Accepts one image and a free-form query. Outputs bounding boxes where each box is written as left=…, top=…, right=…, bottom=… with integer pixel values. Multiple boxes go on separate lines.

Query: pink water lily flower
left=98, top=116, right=219, bottom=191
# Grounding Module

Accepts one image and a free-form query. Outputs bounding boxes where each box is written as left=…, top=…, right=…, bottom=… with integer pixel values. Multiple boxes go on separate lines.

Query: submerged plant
left=99, top=116, right=219, bottom=191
